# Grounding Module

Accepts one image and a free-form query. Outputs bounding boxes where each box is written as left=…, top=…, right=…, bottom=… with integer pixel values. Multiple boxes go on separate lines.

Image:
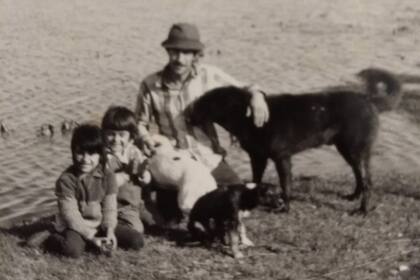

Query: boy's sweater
left=106, top=146, right=146, bottom=233
left=54, top=164, right=118, bottom=240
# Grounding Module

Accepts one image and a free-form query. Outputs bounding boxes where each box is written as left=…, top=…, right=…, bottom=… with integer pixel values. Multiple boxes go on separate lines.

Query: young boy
left=101, top=106, right=154, bottom=244
left=48, top=124, right=118, bottom=258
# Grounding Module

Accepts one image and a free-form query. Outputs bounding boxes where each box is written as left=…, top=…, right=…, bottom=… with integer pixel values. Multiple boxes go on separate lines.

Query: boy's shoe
left=26, top=230, right=51, bottom=248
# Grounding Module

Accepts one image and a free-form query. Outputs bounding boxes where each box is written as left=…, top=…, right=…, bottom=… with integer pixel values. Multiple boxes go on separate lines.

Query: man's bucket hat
left=162, top=23, right=204, bottom=51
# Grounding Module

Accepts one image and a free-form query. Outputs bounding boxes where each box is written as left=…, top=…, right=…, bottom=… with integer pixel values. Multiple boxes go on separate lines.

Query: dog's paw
left=233, top=251, right=244, bottom=259
left=349, top=208, right=368, bottom=217
left=240, top=237, right=254, bottom=247
left=270, top=201, right=289, bottom=213
left=342, top=192, right=361, bottom=201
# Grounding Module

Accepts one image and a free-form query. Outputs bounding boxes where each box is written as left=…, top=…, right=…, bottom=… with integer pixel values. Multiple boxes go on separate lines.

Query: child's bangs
left=105, top=118, right=133, bottom=132
left=71, top=124, right=104, bottom=155
left=77, top=137, right=103, bottom=154
left=101, top=106, right=138, bottom=138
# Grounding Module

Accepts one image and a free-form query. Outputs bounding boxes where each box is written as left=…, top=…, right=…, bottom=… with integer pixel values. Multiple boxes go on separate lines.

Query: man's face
left=166, top=49, right=197, bottom=77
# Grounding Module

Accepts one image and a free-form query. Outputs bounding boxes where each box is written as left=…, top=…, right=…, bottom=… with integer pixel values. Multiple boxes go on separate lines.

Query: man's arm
left=135, top=82, right=153, bottom=138
left=135, top=82, right=159, bottom=154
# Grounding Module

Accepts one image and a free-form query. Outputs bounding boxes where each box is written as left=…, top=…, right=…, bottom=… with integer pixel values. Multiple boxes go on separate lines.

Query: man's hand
left=141, top=136, right=156, bottom=157
left=246, top=86, right=269, bottom=127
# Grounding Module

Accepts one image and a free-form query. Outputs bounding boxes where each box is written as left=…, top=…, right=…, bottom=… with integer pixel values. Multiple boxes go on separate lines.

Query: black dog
left=186, top=68, right=402, bottom=215
left=187, top=183, right=271, bottom=258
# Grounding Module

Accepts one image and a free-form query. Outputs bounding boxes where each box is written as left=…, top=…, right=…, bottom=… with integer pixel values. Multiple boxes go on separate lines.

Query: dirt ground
left=1, top=1, right=420, bottom=278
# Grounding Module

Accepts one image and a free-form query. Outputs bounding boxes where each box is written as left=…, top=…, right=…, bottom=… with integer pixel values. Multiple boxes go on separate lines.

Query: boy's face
left=104, top=130, right=131, bottom=154
left=73, top=150, right=100, bottom=173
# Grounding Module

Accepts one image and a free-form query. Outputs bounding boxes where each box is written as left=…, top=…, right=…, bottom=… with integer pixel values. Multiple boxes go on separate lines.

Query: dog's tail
left=357, top=68, right=403, bottom=112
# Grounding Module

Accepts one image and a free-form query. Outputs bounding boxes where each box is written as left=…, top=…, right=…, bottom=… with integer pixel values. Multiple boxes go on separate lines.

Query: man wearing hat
left=135, top=23, right=269, bottom=223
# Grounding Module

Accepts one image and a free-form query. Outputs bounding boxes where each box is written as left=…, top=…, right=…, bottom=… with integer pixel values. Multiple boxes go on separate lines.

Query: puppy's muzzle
left=261, top=192, right=285, bottom=212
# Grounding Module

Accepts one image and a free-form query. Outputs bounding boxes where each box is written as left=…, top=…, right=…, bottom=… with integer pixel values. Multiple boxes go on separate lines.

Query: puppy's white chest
left=239, top=210, right=251, bottom=218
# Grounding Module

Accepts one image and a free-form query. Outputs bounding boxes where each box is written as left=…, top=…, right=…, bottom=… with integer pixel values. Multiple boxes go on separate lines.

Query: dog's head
left=148, top=134, right=176, bottom=155
left=236, top=182, right=278, bottom=210
left=148, top=150, right=188, bottom=185
left=185, top=86, right=250, bottom=128
left=257, top=183, right=286, bottom=211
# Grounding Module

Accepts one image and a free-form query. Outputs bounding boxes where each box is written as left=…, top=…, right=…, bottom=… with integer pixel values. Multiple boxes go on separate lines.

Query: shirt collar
left=91, top=165, right=104, bottom=178
left=157, top=63, right=199, bottom=90
left=71, top=163, right=104, bottom=180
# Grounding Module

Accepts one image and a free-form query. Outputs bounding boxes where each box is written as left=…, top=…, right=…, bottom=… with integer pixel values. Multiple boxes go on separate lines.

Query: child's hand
left=91, top=235, right=116, bottom=255
left=138, top=170, right=152, bottom=185
left=115, top=172, right=130, bottom=187
left=106, top=231, right=117, bottom=250
left=115, top=139, right=135, bottom=164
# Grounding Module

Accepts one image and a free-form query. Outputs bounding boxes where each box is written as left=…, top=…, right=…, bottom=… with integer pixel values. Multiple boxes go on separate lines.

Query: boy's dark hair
left=101, top=106, right=138, bottom=139
left=71, top=123, right=104, bottom=156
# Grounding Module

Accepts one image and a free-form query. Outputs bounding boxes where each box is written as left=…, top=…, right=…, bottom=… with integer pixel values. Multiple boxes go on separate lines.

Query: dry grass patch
left=2, top=174, right=420, bottom=280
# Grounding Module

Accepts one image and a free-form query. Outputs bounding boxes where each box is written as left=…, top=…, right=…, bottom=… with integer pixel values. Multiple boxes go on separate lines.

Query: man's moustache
left=172, top=63, right=185, bottom=67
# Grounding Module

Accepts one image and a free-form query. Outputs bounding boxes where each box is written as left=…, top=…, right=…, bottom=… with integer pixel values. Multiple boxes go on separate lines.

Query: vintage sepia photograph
left=1, top=0, right=420, bottom=279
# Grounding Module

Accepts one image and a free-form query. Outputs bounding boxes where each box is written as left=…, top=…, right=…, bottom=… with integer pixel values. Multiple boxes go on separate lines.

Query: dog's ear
left=258, top=183, right=276, bottom=195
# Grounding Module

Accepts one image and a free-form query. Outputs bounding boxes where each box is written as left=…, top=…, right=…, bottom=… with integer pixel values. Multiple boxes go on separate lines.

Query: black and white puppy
left=187, top=182, right=272, bottom=258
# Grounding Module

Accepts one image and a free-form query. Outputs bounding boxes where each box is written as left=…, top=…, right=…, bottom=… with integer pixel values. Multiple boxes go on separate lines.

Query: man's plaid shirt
left=135, top=63, right=243, bottom=169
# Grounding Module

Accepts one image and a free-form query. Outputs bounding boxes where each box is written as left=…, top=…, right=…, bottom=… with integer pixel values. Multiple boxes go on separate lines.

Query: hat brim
left=161, top=39, right=204, bottom=51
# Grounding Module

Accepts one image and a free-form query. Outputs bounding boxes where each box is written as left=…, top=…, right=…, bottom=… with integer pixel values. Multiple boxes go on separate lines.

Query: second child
left=101, top=106, right=153, bottom=247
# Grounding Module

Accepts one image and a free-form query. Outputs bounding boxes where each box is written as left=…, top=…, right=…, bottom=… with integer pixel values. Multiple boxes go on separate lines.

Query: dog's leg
left=192, top=219, right=215, bottom=247
left=250, top=154, right=268, bottom=183
left=214, top=219, right=227, bottom=245
left=187, top=219, right=205, bottom=243
left=335, top=141, right=363, bottom=201
left=348, top=162, right=371, bottom=215
left=226, top=207, right=243, bottom=258
left=238, top=213, right=254, bottom=247
left=336, top=143, right=372, bottom=215
left=273, top=156, right=292, bottom=212
left=363, top=155, right=373, bottom=188
left=335, top=141, right=364, bottom=201
left=228, top=222, right=243, bottom=259
left=359, top=153, right=373, bottom=214
left=346, top=164, right=364, bottom=201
